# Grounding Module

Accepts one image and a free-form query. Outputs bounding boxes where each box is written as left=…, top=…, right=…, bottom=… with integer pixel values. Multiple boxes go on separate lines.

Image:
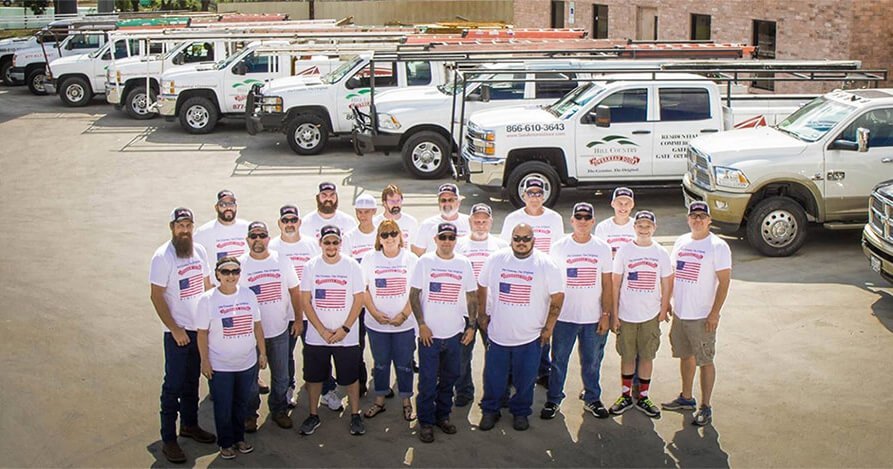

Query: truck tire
left=26, top=68, right=48, bottom=95
left=745, top=196, right=808, bottom=257
left=59, top=76, right=92, bottom=107
left=506, top=161, right=561, bottom=209
left=125, top=86, right=157, bottom=120
left=286, top=114, right=328, bottom=155
left=179, top=96, right=218, bottom=134
left=402, top=131, right=450, bottom=179
left=1, top=58, right=14, bottom=86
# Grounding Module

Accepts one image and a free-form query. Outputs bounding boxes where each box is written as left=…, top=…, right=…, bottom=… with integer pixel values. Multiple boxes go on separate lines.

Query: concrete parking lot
left=1, top=87, right=891, bottom=468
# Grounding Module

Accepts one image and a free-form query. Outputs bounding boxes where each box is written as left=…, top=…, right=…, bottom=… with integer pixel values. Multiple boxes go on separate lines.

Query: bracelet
left=341, top=325, right=351, bottom=333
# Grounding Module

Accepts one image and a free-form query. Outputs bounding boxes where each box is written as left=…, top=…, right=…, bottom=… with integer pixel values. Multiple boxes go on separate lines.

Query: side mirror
left=595, top=105, right=611, bottom=127
left=233, top=62, right=247, bottom=76
left=479, top=84, right=491, bottom=103
left=172, top=52, right=184, bottom=66
left=856, top=127, right=870, bottom=152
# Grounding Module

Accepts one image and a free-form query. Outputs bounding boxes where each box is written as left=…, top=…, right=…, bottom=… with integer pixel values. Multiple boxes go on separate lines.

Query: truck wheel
left=26, top=68, right=48, bottom=95
left=59, top=77, right=92, bottom=107
left=286, top=114, right=328, bottom=155
left=179, top=96, right=218, bottom=134
left=745, top=196, right=808, bottom=257
left=1, top=58, right=14, bottom=86
left=402, top=131, right=450, bottom=179
left=506, top=161, right=561, bottom=209
left=125, top=86, right=157, bottom=120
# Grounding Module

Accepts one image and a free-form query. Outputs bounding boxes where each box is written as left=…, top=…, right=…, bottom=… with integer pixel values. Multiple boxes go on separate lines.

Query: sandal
left=364, top=403, right=386, bottom=419
left=403, top=404, right=416, bottom=421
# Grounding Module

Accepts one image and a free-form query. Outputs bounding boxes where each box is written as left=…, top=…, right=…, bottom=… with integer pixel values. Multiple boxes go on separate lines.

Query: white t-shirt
left=594, top=217, right=635, bottom=257
left=612, top=241, right=673, bottom=323
left=409, top=253, right=476, bottom=339
left=551, top=235, right=614, bottom=324
left=300, top=255, right=365, bottom=347
left=456, top=236, right=509, bottom=280
left=269, top=237, right=320, bottom=321
left=194, top=218, right=250, bottom=269
left=343, top=227, right=377, bottom=264
left=195, top=287, right=261, bottom=372
left=479, top=249, right=564, bottom=347
left=238, top=252, right=300, bottom=338
left=500, top=207, right=564, bottom=253
left=671, top=233, right=732, bottom=320
left=300, top=211, right=356, bottom=240
left=361, top=249, right=418, bottom=333
left=413, top=213, right=470, bottom=253
left=149, top=242, right=210, bottom=331
left=373, top=213, right=419, bottom=247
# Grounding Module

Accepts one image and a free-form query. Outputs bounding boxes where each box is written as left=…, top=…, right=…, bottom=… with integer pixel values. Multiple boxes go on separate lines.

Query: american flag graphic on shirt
left=315, top=288, right=347, bottom=309
left=287, top=255, right=311, bottom=279
left=675, top=260, right=702, bottom=282
left=533, top=237, right=552, bottom=253
left=499, top=282, right=532, bottom=305
left=215, top=240, right=246, bottom=259
left=375, top=277, right=406, bottom=297
left=428, top=282, right=461, bottom=304
left=567, top=267, right=598, bottom=287
left=465, top=252, right=491, bottom=278
left=249, top=282, right=281, bottom=303
left=179, top=274, right=203, bottom=299
left=221, top=315, right=253, bottom=338
left=627, top=271, right=657, bottom=290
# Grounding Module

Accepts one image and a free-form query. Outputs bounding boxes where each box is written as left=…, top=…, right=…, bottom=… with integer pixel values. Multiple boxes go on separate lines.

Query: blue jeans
left=482, top=339, right=542, bottom=417
left=160, top=331, right=200, bottom=442
left=301, top=320, right=336, bottom=395
left=368, top=329, right=416, bottom=398
left=455, top=326, right=488, bottom=399
left=209, top=365, right=255, bottom=448
left=547, top=321, right=608, bottom=405
left=251, top=330, right=290, bottom=415
left=539, top=343, right=551, bottom=379
left=417, top=333, right=461, bottom=425
left=288, top=320, right=298, bottom=388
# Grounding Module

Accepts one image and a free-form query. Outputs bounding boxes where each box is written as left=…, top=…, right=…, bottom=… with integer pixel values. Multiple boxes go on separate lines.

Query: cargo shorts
left=669, top=317, right=716, bottom=366
left=615, top=315, right=661, bottom=360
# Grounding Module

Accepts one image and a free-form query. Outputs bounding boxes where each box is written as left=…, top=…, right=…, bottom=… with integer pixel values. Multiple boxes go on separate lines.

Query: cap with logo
left=437, top=222, right=458, bottom=235
left=572, top=202, right=594, bottom=216
left=170, top=207, right=194, bottom=222
left=612, top=187, right=634, bottom=201
left=280, top=205, right=300, bottom=219
left=354, top=193, right=377, bottom=210
left=320, top=225, right=341, bottom=240
left=318, top=182, right=337, bottom=193
left=471, top=203, right=492, bottom=216
left=437, top=183, right=459, bottom=197
left=248, top=221, right=268, bottom=233
left=634, top=210, right=656, bottom=223
left=688, top=201, right=710, bottom=215
left=217, top=190, right=236, bottom=202
left=524, top=177, right=545, bottom=191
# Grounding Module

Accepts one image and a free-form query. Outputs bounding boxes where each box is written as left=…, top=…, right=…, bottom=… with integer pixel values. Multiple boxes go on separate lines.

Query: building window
left=551, top=1, right=565, bottom=28
left=752, top=20, right=777, bottom=90
left=690, top=13, right=711, bottom=40
left=593, top=4, right=608, bottom=39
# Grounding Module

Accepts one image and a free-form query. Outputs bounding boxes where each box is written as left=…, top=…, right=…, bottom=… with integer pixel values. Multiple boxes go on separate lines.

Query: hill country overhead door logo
left=586, top=135, right=641, bottom=166
left=232, top=78, right=264, bottom=89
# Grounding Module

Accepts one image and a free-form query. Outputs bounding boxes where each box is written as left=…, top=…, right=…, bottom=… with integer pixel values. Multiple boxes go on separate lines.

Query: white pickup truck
left=458, top=73, right=811, bottom=207
left=246, top=53, right=448, bottom=154
left=157, top=41, right=341, bottom=134
left=0, top=34, right=50, bottom=86
left=11, top=31, right=108, bottom=95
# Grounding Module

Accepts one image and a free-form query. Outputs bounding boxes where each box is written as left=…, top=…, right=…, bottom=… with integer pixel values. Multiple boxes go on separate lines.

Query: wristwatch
left=341, top=325, right=351, bottom=333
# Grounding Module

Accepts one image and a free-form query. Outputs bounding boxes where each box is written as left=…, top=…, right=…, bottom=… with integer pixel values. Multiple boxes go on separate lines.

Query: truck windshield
left=546, top=82, right=605, bottom=118
left=776, top=96, right=855, bottom=142
left=321, top=55, right=363, bottom=84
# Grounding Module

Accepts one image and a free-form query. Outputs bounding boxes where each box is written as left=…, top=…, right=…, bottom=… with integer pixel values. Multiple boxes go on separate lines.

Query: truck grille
left=464, top=124, right=488, bottom=158
left=869, top=188, right=893, bottom=243
left=688, top=146, right=713, bottom=190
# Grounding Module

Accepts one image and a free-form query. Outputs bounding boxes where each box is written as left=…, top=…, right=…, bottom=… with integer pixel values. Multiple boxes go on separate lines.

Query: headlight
left=377, top=113, right=401, bottom=130
left=483, top=130, right=495, bottom=141
left=714, top=166, right=749, bottom=189
left=161, top=80, right=175, bottom=94
left=260, top=96, right=283, bottom=113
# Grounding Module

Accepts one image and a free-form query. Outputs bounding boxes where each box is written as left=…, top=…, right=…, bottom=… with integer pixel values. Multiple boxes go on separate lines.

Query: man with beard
left=477, top=224, right=564, bottom=432
left=300, top=182, right=356, bottom=240
left=195, top=190, right=251, bottom=277
left=372, top=184, right=418, bottom=247
left=412, top=184, right=470, bottom=256
left=150, top=208, right=217, bottom=463
left=269, top=205, right=319, bottom=408
left=240, top=222, right=301, bottom=431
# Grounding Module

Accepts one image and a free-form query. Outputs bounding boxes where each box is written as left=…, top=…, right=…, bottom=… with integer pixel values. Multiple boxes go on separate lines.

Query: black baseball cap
left=572, top=202, right=594, bottom=216
left=471, top=203, right=492, bottom=216
left=525, top=178, right=545, bottom=191
left=280, top=205, right=300, bottom=219
left=318, top=182, right=337, bottom=193
left=170, top=207, right=194, bottom=222
left=217, top=190, right=236, bottom=202
left=437, top=222, right=458, bottom=235
left=248, top=221, right=268, bottom=233
left=437, top=183, right=459, bottom=197
left=688, top=201, right=710, bottom=215
left=635, top=210, right=656, bottom=223
left=320, top=224, right=341, bottom=240
left=613, top=187, right=634, bottom=201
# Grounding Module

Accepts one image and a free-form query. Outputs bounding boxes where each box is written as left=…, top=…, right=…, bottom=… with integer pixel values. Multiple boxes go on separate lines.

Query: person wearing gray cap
left=300, top=182, right=356, bottom=241
left=412, top=184, right=470, bottom=256
left=149, top=208, right=216, bottom=463
left=662, top=201, right=731, bottom=426
left=194, top=190, right=250, bottom=281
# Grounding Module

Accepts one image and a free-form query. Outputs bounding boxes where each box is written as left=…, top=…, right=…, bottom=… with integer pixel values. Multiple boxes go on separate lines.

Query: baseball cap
left=524, top=177, right=545, bottom=191
left=170, top=207, right=194, bottom=222
left=320, top=225, right=341, bottom=240
left=634, top=210, right=656, bottom=223
left=217, top=190, right=236, bottom=202
left=355, top=193, right=377, bottom=210
left=280, top=205, right=300, bottom=219
left=248, top=221, right=268, bottom=233
left=688, top=201, right=710, bottom=216
left=437, top=183, right=459, bottom=197
left=572, top=202, right=594, bottom=216
left=471, top=203, right=492, bottom=216
left=318, top=182, right=337, bottom=193
left=437, top=222, right=458, bottom=235
left=612, top=187, right=634, bottom=201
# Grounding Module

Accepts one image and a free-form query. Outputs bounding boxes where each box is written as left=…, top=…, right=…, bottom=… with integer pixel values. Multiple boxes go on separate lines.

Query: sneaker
left=322, top=390, right=344, bottom=411
left=692, top=406, right=713, bottom=426
left=286, top=386, right=296, bottom=408
left=478, top=412, right=500, bottom=431
left=512, top=415, right=530, bottom=431
left=454, top=394, right=473, bottom=408
left=584, top=400, right=610, bottom=419
left=218, top=447, right=236, bottom=460
left=609, top=395, right=634, bottom=415
left=272, top=411, right=293, bottom=429
left=662, top=394, right=697, bottom=411
left=162, top=441, right=187, bottom=464
left=635, top=397, right=661, bottom=418
left=235, top=441, right=254, bottom=454
left=244, top=416, right=258, bottom=433
left=180, top=425, right=216, bottom=444
left=258, top=377, right=270, bottom=395
left=540, top=402, right=559, bottom=420
left=299, top=414, right=321, bottom=435
left=418, top=424, right=435, bottom=443
left=349, top=413, right=366, bottom=436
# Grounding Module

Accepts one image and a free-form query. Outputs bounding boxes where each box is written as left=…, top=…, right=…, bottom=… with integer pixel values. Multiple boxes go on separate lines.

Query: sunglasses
left=380, top=231, right=400, bottom=239
left=688, top=213, right=710, bottom=220
left=217, top=202, right=236, bottom=208
left=525, top=191, right=544, bottom=198
left=218, top=268, right=241, bottom=276
left=438, top=198, right=458, bottom=204
left=323, top=240, right=341, bottom=246
left=437, top=234, right=457, bottom=241
left=248, top=233, right=268, bottom=240
left=512, top=235, right=533, bottom=243
left=281, top=217, right=299, bottom=224
left=573, top=214, right=593, bottom=221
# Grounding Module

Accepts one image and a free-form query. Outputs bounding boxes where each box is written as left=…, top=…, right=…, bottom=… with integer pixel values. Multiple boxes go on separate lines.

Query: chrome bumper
left=157, top=94, right=177, bottom=117
left=463, top=149, right=506, bottom=193
left=106, top=86, right=121, bottom=105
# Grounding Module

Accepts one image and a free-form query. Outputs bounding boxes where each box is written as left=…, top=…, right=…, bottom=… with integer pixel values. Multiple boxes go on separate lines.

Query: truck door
left=97, top=39, right=132, bottom=91
left=652, top=86, right=715, bottom=177
left=337, top=60, right=398, bottom=132
left=575, top=87, right=654, bottom=180
left=823, top=108, right=893, bottom=219
left=224, top=51, right=279, bottom=113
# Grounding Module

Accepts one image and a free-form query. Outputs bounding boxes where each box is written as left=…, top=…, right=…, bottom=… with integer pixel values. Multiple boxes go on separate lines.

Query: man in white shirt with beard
left=412, top=183, right=470, bottom=256
left=194, top=190, right=250, bottom=277
left=300, top=182, right=356, bottom=240
left=372, top=184, right=418, bottom=247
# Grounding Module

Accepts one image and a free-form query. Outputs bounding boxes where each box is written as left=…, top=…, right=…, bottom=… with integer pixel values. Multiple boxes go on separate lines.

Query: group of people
left=149, top=180, right=731, bottom=462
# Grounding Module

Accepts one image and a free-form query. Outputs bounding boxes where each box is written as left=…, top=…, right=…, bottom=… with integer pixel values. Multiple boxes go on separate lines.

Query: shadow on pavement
left=666, top=421, right=729, bottom=468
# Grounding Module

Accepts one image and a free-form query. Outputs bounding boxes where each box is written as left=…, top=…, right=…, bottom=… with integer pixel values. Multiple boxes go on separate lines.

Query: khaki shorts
left=615, top=316, right=661, bottom=360
left=669, top=318, right=716, bottom=366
